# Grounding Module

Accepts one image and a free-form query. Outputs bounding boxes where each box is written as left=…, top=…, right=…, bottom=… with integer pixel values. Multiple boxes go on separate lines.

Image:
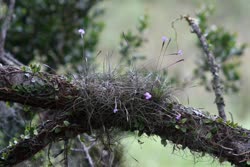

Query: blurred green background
left=95, top=0, right=249, bottom=166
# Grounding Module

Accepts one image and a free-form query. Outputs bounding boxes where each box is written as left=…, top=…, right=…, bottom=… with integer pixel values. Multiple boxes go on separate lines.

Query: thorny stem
left=184, top=16, right=227, bottom=121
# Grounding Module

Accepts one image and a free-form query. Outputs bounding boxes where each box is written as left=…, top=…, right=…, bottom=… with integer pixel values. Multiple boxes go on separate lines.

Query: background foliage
left=5, top=0, right=104, bottom=71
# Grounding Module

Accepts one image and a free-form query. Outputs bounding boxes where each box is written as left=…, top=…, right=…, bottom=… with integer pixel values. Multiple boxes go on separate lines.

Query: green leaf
left=54, top=127, right=61, bottom=134
left=63, top=121, right=70, bottom=127
left=21, top=66, right=28, bottom=72
left=30, top=64, right=41, bottom=73
left=204, top=119, right=213, bottom=124
left=1, top=152, right=8, bottom=160
left=20, top=134, right=25, bottom=139
left=5, top=101, right=10, bottom=108
left=206, top=132, right=212, bottom=139
left=242, top=132, right=247, bottom=137
left=216, top=117, right=224, bottom=123
left=211, top=127, right=218, bottom=134
left=33, top=129, right=38, bottom=136
left=175, top=125, right=180, bottom=129
left=23, top=105, right=31, bottom=112
left=24, top=134, right=30, bottom=139
left=138, top=130, right=143, bottom=137
left=79, top=135, right=86, bottom=143
left=181, top=127, right=187, bottom=133
left=181, top=118, right=187, bottom=124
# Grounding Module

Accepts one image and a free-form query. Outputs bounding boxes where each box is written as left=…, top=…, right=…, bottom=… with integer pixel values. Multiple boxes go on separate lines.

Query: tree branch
left=0, top=52, right=23, bottom=66
left=0, top=0, right=23, bottom=67
left=0, top=66, right=79, bottom=109
left=184, top=16, right=227, bottom=121
left=0, top=66, right=249, bottom=166
left=0, top=0, right=15, bottom=56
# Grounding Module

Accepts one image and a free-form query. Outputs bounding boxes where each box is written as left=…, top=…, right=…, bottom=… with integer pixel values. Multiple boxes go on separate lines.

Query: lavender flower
left=113, top=108, right=118, bottom=113
left=162, top=36, right=168, bottom=43
left=144, top=92, right=152, bottom=100
left=169, top=49, right=183, bottom=56
left=78, top=28, right=85, bottom=38
left=177, top=49, right=183, bottom=56
left=113, top=97, right=118, bottom=113
left=176, top=113, right=181, bottom=120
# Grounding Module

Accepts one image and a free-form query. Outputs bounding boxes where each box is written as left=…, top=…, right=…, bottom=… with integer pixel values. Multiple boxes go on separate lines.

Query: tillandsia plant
left=193, top=6, right=247, bottom=93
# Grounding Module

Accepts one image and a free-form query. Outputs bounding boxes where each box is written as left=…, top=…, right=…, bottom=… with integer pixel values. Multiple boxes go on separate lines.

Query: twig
left=77, top=135, right=95, bottom=167
left=48, top=143, right=55, bottom=167
left=184, top=16, right=227, bottom=121
left=64, top=139, right=69, bottom=167
left=0, top=0, right=22, bottom=67
left=0, top=0, right=15, bottom=56
left=0, top=52, right=23, bottom=66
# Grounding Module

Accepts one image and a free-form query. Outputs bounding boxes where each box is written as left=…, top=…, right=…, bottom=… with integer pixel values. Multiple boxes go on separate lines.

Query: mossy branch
left=0, top=66, right=250, bottom=166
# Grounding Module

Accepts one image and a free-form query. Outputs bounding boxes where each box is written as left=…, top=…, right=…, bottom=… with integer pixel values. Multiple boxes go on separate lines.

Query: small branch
left=0, top=0, right=23, bottom=67
left=77, top=135, right=95, bottom=167
left=64, top=139, right=69, bottom=167
left=0, top=0, right=15, bottom=56
left=0, top=117, right=87, bottom=166
left=0, top=52, right=23, bottom=66
left=184, top=16, right=227, bottom=121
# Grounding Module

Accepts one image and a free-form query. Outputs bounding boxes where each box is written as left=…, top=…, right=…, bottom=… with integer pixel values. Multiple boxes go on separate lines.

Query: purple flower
left=113, top=97, right=118, bottom=113
left=162, top=36, right=168, bottom=43
left=113, top=108, right=118, bottom=113
left=176, top=113, right=181, bottom=120
left=144, top=92, right=152, bottom=100
left=177, top=49, right=183, bottom=56
left=169, top=49, right=183, bottom=56
left=78, top=28, right=85, bottom=38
